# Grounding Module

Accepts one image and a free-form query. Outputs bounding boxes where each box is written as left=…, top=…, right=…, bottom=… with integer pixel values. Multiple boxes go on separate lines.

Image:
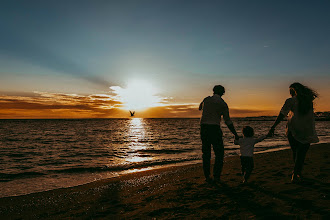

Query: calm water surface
left=0, top=118, right=329, bottom=197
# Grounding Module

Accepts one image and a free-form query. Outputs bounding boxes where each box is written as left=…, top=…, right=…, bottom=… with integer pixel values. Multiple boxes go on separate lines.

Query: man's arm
left=199, top=101, right=204, bottom=111
left=227, top=123, right=239, bottom=140
left=223, top=104, right=239, bottom=139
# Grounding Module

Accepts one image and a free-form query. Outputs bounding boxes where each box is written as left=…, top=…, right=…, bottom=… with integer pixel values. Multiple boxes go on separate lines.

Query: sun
left=110, top=80, right=162, bottom=110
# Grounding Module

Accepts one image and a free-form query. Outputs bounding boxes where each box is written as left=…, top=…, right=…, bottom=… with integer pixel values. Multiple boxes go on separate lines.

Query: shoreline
left=1, top=143, right=296, bottom=198
left=0, top=143, right=329, bottom=218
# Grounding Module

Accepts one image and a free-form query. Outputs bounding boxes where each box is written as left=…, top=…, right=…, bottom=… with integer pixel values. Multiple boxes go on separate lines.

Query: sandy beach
left=0, top=143, right=329, bottom=219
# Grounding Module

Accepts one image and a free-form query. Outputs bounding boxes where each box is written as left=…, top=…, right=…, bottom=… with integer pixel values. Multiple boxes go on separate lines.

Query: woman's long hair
left=290, top=82, right=318, bottom=115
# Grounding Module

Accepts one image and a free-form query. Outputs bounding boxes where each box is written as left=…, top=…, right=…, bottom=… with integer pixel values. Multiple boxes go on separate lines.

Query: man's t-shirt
left=200, top=94, right=233, bottom=126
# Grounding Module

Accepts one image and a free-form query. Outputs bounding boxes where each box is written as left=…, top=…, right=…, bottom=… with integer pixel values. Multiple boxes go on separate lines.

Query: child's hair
left=242, top=126, right=254, bottom=137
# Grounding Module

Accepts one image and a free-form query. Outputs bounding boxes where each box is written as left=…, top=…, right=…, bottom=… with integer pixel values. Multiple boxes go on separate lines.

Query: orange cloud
left=0, top=91, right=274, bottom=119
left=0, top=92, right=125, bottom=119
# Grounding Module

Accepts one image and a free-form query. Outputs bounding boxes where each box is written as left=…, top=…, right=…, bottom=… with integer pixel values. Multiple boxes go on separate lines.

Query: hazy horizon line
left=0, top=116, right=278, bottom=120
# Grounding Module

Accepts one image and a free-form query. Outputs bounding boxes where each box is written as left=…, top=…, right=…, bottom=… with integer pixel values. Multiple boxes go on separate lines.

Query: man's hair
left=242, top=126, right=254, bottom=137
left=213, top=85, right=225, bottom=95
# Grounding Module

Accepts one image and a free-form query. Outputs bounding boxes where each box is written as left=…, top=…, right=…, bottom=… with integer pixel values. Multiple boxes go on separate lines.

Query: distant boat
left=129, top=110, right=135, bottom=117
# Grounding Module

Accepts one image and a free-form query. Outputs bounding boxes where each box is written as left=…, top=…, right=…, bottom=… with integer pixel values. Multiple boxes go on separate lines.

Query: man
left=199, top=85, right=239, bottom=183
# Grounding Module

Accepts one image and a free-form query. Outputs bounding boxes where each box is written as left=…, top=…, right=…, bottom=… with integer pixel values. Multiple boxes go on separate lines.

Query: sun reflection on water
left=129, top=118, right=143, bottom=129
left=126, top=118, right=151, bottom=163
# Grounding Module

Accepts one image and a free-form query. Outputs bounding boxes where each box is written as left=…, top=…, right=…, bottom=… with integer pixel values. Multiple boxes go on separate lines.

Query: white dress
left=280, top=96, right=319, bottom=144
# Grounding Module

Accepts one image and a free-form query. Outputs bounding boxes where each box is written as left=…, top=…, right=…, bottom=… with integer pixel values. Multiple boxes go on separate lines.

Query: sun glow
left=110, top=80, right=162, bottom=110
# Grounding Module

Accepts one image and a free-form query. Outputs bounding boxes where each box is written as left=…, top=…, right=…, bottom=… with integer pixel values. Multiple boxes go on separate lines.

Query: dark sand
left=0, top=143, right=329, bottom=219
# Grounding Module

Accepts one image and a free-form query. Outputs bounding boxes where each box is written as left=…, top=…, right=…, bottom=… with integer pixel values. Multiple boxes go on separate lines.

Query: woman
left=269, top=82, right=319, bottom=183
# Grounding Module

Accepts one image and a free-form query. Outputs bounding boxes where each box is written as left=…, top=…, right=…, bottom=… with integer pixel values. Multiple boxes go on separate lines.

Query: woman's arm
left=269, top=98, right=292, bottom=136
left=268, top=113, right=285, bottom=136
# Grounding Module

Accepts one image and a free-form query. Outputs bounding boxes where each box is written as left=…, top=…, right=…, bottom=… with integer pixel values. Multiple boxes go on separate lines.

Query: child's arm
left=255, top=135, right=267, bottom=143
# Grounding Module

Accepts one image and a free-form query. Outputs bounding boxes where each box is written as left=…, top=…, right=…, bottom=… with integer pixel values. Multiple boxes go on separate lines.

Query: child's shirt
left=234, top=135, right=267, bottom=157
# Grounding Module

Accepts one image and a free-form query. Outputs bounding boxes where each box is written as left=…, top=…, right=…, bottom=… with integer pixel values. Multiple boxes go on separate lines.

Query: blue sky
left=0, top=0, right=329, bottom=118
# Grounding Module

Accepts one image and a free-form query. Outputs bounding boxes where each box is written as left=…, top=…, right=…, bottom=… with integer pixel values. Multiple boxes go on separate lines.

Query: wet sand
left=0, top=143, right=329, bottom=219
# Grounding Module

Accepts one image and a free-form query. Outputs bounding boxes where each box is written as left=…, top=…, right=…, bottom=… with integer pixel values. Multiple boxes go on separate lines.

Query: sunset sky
left=1, top=0, right=329, bottom=119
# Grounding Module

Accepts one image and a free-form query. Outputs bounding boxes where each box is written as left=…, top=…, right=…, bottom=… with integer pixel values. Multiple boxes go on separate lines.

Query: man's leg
left=201, top=125, right=212, bottom=180
left=202, top=141, right=212, bottom=179
left=212, top=129, right=224, bottom=180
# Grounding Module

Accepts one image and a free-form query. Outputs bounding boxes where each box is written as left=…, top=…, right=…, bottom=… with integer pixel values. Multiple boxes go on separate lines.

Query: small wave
left=137, top=140, right=159, bottom=143
left=54, top=167, right=105, bottom=173
left=50, top=158, right=200, bottom=174
left=136, top=148, right=195, bottom=154
left=7, top=153, right=26, bottom=158
left=3, top=138, right=21, bottom=142
left=0, top=172, right=46, bottom=180
left=92, top=129, right=113, bottom=132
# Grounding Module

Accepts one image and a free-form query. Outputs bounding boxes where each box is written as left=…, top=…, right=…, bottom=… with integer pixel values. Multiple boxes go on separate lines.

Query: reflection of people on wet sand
left=234, top=126, right=270, bottom=184
left=268, top=82, right=319, bottom=183
left=199, top=85, right=239, bottom=183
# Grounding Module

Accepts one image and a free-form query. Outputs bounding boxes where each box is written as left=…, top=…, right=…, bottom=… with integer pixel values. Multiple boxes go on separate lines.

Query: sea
left=0, top=118, right=329, bottom=198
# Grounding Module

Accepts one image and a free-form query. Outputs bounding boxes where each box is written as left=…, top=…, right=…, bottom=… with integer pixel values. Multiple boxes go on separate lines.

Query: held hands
left=267, top=127, right=275, bottom=137
left=233, top=135, right=240, bottom=145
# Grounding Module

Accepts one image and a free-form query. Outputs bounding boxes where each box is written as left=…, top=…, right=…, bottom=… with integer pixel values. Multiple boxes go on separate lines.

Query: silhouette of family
left=199, top=83, right=319, bottom=184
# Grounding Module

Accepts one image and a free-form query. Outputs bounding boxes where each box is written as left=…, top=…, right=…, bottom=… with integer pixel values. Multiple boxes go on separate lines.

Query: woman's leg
left=287, top=132, right=310, bottom=181
left=294, top=143, right=310, bottom=176
left=288, top=132, right=298, bottom=163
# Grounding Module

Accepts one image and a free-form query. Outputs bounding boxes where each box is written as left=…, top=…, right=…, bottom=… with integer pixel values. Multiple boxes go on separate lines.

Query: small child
left=234, top=126, right=268, bottom=183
